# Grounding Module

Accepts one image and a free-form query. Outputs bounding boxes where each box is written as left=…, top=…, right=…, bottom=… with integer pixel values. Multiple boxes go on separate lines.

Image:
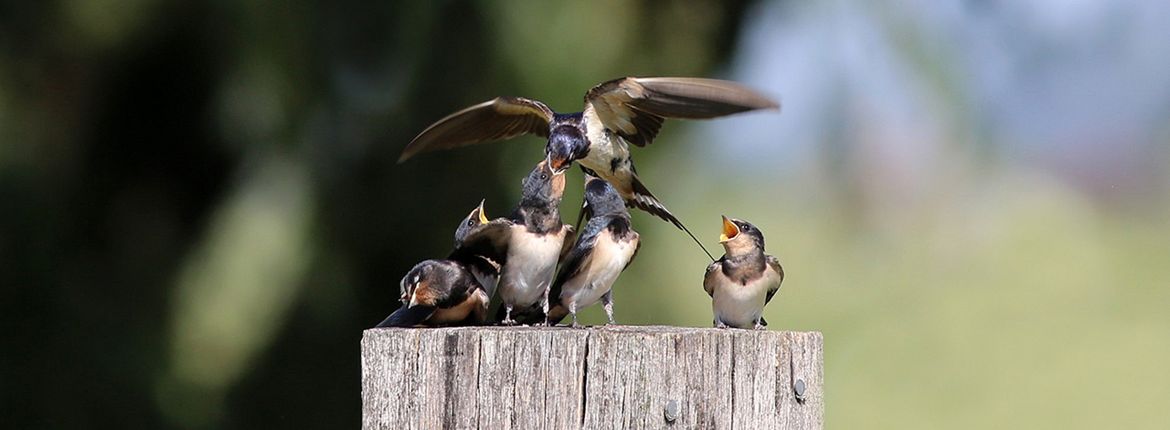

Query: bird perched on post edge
left=375, top=259, right=490, bottom=328
left=398, top=76, right=779, bottom=260
left=377, top=200, right=506, bottom=328
left=452, top=160, right=574, bottom=325
left=703, top=216, right=784, bottom=329
left=540, top=173, right=641, bottom=327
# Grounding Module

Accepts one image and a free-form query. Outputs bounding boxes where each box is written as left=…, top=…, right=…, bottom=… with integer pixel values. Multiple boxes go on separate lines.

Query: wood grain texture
left=361, top=326, right=822, bottom=430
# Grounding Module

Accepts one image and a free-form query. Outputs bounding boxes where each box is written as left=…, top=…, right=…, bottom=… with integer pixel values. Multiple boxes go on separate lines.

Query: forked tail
left=628, top=175, right=715, bottom=261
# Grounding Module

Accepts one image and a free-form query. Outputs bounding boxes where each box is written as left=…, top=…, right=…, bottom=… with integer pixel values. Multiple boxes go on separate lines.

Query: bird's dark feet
left=715, top=320, right=729, bottom=329
left=753, top=322, right=766, bottom=330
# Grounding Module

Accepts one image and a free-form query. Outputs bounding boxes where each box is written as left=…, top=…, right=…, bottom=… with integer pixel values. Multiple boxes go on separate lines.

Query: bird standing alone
left=703, top=216, right=784, bottom=329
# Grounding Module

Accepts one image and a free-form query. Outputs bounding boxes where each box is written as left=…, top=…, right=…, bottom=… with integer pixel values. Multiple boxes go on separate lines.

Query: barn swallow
left=541, top=174, right=641, bottom=327
left=453, top=160, right=574, bottom=325
left=398, top=77, right=779, bottom=260
left=703, top=216, right=784, bottom=329
left=375, top=259, right=490, bottom=328
left=449, top=199, right=502, bottom=297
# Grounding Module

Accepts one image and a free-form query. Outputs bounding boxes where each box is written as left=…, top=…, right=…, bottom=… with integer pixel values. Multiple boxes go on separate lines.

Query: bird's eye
left=540, top=174, right=548, bottom=180
left=467, top=219, right=474, bottom=226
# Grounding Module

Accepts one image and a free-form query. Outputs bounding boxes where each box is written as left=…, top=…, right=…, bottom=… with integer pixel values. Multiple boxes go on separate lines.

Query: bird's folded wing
left=559, top=224, right=576, bottom=260
left=584, top=77, right=779, bottom=147
left=765, top=254, right=784, bottom=304
left=551, top=223, right=602, bottom=298
left=451, top=219, right=513, bottom=265
left=622, top=232, right=641, bottom=271
left=399, top=96, right=554, bottom=162
left=703, top=259, right=722, bottom=298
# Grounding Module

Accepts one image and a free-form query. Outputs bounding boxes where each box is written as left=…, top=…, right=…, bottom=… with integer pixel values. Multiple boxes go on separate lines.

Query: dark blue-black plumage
left=539, top=174, right=641, bottom=326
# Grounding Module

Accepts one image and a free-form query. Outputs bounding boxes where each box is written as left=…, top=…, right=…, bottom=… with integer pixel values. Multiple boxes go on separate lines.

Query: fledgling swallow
left=542, top=174, right=641, bottom=327
left=452, top=160, right=574, bottom=325
left=703, top=216, right=784, bottom=329
left=449, top=199, right=502, bottom=298
left=375, top=259, right=490, bottom=328
left=398, top=77, right=779, bottom=260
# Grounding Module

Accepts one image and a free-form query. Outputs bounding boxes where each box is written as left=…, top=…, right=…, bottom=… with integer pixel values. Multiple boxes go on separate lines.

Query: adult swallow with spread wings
left=452, top=160, right=574, bottom=325
left=399, top=77, right=778, bottom=260
left=703, top=216, right=784, bottom=329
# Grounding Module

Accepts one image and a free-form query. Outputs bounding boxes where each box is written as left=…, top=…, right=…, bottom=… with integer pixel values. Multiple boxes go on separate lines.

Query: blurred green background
left=2, top=0, right=1168, bottom=428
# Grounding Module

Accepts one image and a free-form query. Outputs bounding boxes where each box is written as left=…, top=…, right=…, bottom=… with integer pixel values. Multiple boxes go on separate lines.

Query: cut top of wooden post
left=361, top=326, right=823, bottom=430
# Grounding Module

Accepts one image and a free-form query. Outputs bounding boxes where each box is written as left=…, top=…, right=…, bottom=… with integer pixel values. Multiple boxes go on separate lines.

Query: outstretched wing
left=399, top=96, right=555, bottom=162
left=703, top=259, right=723, bottom=298
left=765, top=255, right=784, bottom=305
left=584, top=77, right=778, bottom=147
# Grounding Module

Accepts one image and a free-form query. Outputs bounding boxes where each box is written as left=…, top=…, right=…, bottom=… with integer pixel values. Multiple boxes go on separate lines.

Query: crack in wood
left=579, top=338, right=589, bottom=428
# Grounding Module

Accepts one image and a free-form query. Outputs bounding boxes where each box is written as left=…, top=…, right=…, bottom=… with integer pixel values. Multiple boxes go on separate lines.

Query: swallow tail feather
left=375, top=305, right=436, bottom=328
left=628, top=174, right=714, bottom=261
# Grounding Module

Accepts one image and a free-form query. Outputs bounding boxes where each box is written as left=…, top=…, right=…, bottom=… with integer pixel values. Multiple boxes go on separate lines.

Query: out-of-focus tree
left=0, top=1, right=752, bottom=428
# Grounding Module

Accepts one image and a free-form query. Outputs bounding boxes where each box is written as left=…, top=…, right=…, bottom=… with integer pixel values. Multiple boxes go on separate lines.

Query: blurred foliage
left=0, top=0, right=750, bottom=428
left=2, top=0, right=1169, bottom=429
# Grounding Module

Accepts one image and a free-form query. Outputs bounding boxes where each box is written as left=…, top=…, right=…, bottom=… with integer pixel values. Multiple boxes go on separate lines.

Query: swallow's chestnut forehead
left=411, top=280, right=437, bottom=306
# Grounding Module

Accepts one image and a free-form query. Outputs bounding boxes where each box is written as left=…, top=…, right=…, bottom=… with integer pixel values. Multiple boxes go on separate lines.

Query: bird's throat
left=516, top=201, right=562, bottom=235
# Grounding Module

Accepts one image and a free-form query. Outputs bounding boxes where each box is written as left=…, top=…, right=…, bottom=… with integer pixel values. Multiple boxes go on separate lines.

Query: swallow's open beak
left=476, top=199, right=489, bottom=224
left=547, top=152, right=570, bottom=174
left=719, top=215, right=740, bottom=243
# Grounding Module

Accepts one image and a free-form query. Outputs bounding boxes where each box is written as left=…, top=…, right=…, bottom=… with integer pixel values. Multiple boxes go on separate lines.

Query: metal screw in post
left=794, top=378, right=807, bottom=404
left=663, top=400, right=680, bottom=422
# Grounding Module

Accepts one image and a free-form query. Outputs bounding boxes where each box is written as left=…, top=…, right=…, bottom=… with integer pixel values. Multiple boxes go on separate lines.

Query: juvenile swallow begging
left=543, top=174, right=641, bottom=327
left=703, top=216, right=784, bottom=329
left=398, top=77, right=778, bottom=260
left=375, top=259, right=490, bottom=328
left=453, top=160, right=574, bottom=325
left=449, top=200, right=503, bottom=298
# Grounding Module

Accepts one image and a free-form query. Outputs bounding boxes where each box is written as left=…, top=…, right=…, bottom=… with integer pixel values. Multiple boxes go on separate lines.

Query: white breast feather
left=498, top=227, right=564, bottom=307
left=560, top=231, right=637, bottom=311
left=582, top=106, right=630, bottom=175
left=712, top=270, right=782, bottom=328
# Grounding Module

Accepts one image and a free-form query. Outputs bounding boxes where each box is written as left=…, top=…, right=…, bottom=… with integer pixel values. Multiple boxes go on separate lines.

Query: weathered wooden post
left=361, top=326, right=823, bottom=429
